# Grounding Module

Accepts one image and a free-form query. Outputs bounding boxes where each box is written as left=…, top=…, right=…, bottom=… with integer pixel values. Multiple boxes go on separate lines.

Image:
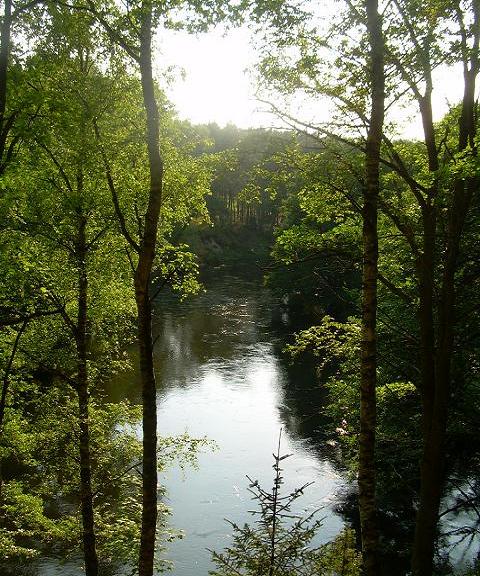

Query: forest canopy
left=0, top=1, right=479, bottom=576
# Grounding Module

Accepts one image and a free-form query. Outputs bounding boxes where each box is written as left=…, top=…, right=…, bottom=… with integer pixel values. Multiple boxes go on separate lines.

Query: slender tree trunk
left=137, top=6, right=163, bottom=576
left=0, top=0, right=12, bottom=174
left=136, top=286, right=157, bottom=576
left=0, top=322, right=26, bottom=432
left=411, top=204, right=437, bottom=576
left=412, top=187, right=471, bottom=576
left=268, top=434, right=282, bottom=576
left=415, top=204, right=437, bottom=432
left=75, top=211, right=99, bottom=576
left=358, top=2, right=384, bottom=575
left=410, top=77, right=441, bottom=576
left=0, top=320, right=27, bottom=504
left=0, top=0, right=11, bottom=127
left=412, top=10, right=479, bottom=572
left=90, top=5, right=163, bottom=573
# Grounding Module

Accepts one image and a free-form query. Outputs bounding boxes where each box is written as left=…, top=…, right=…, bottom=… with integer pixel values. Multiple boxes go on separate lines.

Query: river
left=142, top=272, right=347, bottom=575
left=34, top=271, right=348, bottom=576
left=26, top=270, right=480, bottom=576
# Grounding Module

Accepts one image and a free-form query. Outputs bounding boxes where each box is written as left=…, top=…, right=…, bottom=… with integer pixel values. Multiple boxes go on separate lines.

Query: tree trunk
left=0, top=0, right=12, bottom=174
left=0, top=0, right=11, bottom=127
left=75, top=211, right=99, bottom=576
left=91, top=5, right=164, bottom=574
left=137, top=6, right=164, bottom=576
left=136, top=287, right=158, bottom=576
left=0, top=320, right=27, bottom=504
left=411, top=187, right=470, bottom=576
left=358, top=2, right=384, bottom=575
left=411, top=9, right=479, bottom=570
left=416, top=205, right=437, bottom=425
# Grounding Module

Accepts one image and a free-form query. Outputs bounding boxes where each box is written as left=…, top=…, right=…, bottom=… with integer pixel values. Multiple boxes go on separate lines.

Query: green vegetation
left=1, top=0, right=480, bottom=575
left=210, top=434, right=362, bottom=576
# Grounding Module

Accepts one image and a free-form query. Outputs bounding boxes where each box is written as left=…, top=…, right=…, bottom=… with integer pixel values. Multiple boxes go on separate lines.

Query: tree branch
left=93, top=118, right=140, bottom=253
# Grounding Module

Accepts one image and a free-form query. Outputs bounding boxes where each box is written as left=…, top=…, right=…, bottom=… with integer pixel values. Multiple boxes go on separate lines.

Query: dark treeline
left=198, top=124, right=290, bottom=230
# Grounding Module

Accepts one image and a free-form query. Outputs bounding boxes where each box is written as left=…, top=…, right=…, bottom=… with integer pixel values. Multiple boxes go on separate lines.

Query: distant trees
left=195, top=124, right=293, bottom=230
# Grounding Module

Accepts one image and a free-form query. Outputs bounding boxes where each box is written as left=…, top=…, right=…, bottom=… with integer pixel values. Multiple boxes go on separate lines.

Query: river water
left=110, top=272, right=347, bottom=575
left=34, top=271, right=348, bottom=576
left=29, top=271, right=480, bottom=576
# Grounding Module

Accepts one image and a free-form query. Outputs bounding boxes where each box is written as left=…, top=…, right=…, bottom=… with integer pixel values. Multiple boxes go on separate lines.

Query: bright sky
left=156, top=26, right=272, bottom=128
left=155, top=26, right=467, bottom=138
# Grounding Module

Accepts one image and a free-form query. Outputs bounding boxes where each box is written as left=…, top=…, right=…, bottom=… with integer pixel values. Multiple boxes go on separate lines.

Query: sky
left=155, top=26, right=468, bottom=138
left=156, top=27, right=270, bottom=128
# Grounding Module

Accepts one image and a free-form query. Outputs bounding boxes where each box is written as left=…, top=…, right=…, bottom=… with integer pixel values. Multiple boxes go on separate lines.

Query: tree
left=71, top=1, right=309, bottom=571
left=210, top=432, right=362, bottom=576
left=393, top=5, right=480, bottom=574
left=0, top=0, right=41, bottom=176
left=251, top=1, right=478, bottom=574
left=254, top=1, right=480, bottom=572
left=358, top=1, right=384, bottom=574
left=14, top=18, right=132, bottom=571
left=71, top=4, right=198, bottom=571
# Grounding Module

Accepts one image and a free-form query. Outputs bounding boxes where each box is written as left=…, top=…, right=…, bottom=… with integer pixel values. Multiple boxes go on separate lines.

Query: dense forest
left=1, top=1, right=479, bottom=576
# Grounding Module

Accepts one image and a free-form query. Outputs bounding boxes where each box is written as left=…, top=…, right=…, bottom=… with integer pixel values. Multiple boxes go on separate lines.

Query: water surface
left=36, top=272, right=347, bottom=575
left=143, top=273, right=346, bottom=575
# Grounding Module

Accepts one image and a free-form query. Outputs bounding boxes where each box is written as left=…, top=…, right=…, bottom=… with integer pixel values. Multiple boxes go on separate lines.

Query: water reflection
left=146, top=274, right=346, bottom=576
left=36, top=273, right=347, bottom=576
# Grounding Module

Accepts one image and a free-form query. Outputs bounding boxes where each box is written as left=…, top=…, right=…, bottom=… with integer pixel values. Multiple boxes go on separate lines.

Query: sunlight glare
left=156, top=27, right=270, bottom=128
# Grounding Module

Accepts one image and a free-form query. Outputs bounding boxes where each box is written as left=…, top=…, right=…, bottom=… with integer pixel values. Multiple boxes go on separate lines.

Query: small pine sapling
left=210, top=430, right=362, bottom=576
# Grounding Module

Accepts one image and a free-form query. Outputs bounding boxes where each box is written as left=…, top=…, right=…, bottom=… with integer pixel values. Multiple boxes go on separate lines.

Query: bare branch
left=378, top=271, right=413, bottom=304
left=0, top=320, right=27, bottom=430
left=37, top=140, right=74, bottom=193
